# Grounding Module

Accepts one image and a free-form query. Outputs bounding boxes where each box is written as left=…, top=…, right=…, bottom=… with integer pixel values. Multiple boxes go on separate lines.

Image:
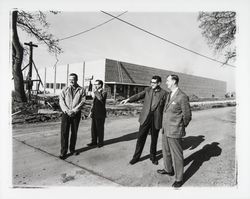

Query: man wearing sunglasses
left=121, top=76, right=168, bottom=165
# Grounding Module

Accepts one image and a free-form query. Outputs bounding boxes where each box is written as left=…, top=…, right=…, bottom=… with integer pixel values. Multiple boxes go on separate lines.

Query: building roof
left=105, top=58, right=165, bottom=86
left=105, top=58, right=225, bottom=84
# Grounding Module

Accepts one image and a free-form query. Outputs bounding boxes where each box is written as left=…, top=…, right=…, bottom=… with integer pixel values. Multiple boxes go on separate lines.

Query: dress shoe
left=87, top=142, right=97, bottom=147
left=72, top=151, right=80, bottom=156
left=149, top=156, right=155, bottom=161
left=70, top=150, right=78, bottom=155
left=129, top=158, right=139, bottom=165
left=151, top=159, right=158, bottom=165
left=97, top=143, right=104, bottom=148
left=157, top=169, right=174, bottom=176
left=172, top=181, right=183, bottom=188
left=59, top=154, right=67, bottom=160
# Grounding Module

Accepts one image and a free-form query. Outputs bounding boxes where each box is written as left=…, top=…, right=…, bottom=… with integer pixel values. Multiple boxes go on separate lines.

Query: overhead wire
left=101, top=11, right=236, bottom=68
left=31, top=12, right=127, bottom=68
left=58, top=11, right=128, bottom=41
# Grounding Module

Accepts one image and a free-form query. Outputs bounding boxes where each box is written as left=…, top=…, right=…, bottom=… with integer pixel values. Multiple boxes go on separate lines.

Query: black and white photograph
left=1, top=0, right=250, bottom=199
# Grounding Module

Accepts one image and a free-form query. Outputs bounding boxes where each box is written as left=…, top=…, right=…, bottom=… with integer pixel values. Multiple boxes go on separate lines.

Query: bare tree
left=12, top=10, right=62, bottom=102
left=198, top=11, right=236, bottom=65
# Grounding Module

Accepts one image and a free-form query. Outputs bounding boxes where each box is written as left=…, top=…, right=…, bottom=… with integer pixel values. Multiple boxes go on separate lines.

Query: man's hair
left=152, top=75, right=162, bottom=83
left=168, top=74, right=179, bottom=85
left=69, top=73, right=78, bottom=81
left=95, top=79, right=103, bottom=87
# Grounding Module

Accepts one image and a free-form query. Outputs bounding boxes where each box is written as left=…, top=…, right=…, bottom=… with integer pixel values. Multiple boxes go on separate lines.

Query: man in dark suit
left=121, top=76, right=168, bottom=165
left=87, top=80, right=107, bottom=148
left=157, top=74, right=192, bottom=188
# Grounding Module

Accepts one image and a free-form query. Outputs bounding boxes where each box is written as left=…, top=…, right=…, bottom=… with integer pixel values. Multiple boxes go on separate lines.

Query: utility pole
left=66, top=64, right=69, bottom=86
left=44, top=67, right=47, bottom=93
left=54, top=64, right=57, bottom=94
left=24, top=42, right=38, bottom=100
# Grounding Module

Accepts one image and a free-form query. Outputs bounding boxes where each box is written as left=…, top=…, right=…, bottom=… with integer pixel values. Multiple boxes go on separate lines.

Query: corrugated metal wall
left=105, top=59, right=226, bottom=98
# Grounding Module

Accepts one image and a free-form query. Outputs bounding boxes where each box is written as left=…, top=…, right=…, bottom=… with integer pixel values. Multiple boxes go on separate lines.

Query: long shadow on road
left=183, top=142, right=222, bottom=185
left=76, top=132, right=138, bottom=154
left=140, top=135, right=206, bottom=162
left=182, top=135, right=205, bottom=150
left=104, top=131, right=138, bottom=146
left=75, top=133, right=209, bottom=171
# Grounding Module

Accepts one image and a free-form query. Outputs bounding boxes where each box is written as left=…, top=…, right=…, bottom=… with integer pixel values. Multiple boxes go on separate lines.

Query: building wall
left=105, top=84, right=146, bottom=99
left=35, top=58, right=226, bottom=98
left=105, top=59, right=227, bottom=98
left=37, top=59, right=105, bottom=95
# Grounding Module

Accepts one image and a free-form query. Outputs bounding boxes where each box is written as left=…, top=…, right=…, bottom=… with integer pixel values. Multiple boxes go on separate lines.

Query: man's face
left=69, top=75, right=77, bottom=87
left=166, top=76, right=174, bottom=89
left=94, top=81, right=102, bottom=90
left=150, top=78, right=160, bottom=90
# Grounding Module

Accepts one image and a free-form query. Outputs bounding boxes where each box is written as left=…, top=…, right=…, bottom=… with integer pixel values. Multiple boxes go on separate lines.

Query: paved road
left=12, top=106, right=236, bottom=187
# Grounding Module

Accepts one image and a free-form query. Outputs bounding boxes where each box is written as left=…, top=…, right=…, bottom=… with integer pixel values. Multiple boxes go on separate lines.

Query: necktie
left=149, top=91, right=154, bottom=111
left=71, top=86, right=76, bottom=99
left=168, top=91, right=172, bottom=103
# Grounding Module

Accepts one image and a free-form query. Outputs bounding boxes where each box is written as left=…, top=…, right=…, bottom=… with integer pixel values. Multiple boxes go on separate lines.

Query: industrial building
left=36, top=58, right=227, bottom=99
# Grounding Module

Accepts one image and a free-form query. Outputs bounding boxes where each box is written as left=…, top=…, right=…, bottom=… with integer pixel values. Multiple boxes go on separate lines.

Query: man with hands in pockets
left=157, top=74, right=192, bottom=188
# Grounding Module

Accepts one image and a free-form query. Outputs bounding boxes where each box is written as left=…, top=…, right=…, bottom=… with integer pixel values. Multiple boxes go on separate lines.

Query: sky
left=18, top=12, right=236, bottom=92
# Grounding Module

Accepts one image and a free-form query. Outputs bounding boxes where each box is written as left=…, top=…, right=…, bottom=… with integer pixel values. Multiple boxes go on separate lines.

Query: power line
left=101, top=11, right=236, bottom=68
left=58, top=11, right=128, bottom=41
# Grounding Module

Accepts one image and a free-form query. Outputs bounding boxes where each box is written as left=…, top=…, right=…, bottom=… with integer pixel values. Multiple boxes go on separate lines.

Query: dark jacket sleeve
left=163, top=90, right=168, bottom=104
left=128, top=89, right=146, bottom=103
left=94, top=90, right=107, bottom=103
left=180, top=95, right=192, bottom=127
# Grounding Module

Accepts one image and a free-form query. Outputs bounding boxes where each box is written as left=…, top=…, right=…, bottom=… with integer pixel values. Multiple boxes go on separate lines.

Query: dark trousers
left=132, top=112, right=160, bottom=160
left=91, top=117, right=105, bottom=144
left=60, top=112, right=81, bottom=155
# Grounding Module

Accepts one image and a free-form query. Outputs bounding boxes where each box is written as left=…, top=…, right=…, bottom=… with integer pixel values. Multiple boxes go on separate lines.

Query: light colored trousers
left=162, top=135, right=183, bottom=181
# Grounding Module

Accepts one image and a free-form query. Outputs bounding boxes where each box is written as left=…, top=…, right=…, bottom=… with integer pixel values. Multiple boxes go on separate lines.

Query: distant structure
left=36, top=58, right=227, bottom=99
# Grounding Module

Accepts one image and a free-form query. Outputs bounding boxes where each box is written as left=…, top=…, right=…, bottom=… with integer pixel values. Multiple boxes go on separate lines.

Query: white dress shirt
left=170, top=87, right=179, bottom=99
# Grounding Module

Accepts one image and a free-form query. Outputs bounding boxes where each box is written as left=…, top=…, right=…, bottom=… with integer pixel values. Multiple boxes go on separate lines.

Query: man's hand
left=90, top=91, right=95, bottom=98
left=120, top=99, right=129, bottom=105
left=88, top=112, right=92, bottom=118
left=66, top=110, right=75, bottom=117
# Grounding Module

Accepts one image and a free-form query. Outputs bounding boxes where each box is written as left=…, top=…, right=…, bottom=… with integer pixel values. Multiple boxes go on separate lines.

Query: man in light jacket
left=59, top=73, right=86, bottom=159
left=157, top=74, right=192, bottom=188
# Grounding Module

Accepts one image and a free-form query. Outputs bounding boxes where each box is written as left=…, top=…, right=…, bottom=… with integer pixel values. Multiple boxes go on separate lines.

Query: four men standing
left=58, top=73, right=191, bottom=187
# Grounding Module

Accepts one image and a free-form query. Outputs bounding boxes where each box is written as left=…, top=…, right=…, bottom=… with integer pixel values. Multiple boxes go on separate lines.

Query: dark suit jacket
left=128, top=87, right=168, bottom=129
left=162, top=88, right=192, bottom=138
left=91, top=90, right=107, bottom=119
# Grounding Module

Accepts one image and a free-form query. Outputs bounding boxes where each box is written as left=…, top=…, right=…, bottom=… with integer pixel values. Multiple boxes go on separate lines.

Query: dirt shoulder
left=12, top=99, right=236, bottom=125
